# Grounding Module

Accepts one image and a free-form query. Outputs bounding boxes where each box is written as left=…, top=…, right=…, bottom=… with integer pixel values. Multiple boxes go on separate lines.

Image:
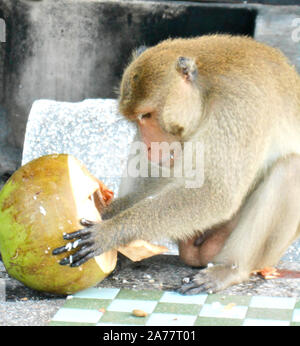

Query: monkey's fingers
left=52, top=238, right=92, bottom=255
left=178, top=282, right=199, bottom=295
left=178, top=273, right=216, bottom=295
left=178, top=280, right=213, bottom=295
left=178, top=281, right=213, bottom=295
left=52, top=244, right=69, bottom=255
left=63, top=228, right=92, bottom=240
left=70, top=252, right=96, bottom=267
left=178, top=284, right=200, bottom=295
left=59, top=246, right=95, bottom=266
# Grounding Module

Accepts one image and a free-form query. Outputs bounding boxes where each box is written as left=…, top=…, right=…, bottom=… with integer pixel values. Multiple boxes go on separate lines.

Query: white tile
left=160, top=291, right=207, bottom=305
left=73, top=287, right=120, bottom=300
left=199, top=304, right=247, bottom=319
left=146, top=313, right=197, bottom=326
left=107, top=299, right=157, bottom=313
left=292, top=309, right=300, bottom=322
left=250, top=296, right=296, bottom=309
left=52, top=308, right=102, bottom=323
left=243, top=318, right=290, bottom=326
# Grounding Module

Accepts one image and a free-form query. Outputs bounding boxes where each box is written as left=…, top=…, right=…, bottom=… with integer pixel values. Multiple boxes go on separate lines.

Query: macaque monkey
left=53, top=35, right=300, bottom=294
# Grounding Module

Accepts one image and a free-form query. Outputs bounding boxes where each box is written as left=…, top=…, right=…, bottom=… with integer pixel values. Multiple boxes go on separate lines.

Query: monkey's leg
left=178, top=215, right=239, bottom=267
left=180, top=155, right=300, bottom=294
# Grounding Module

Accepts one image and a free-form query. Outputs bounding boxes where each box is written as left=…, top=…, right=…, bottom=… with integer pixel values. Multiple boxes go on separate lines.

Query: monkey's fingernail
left=72, top=240, right=81, bottom=249
left=80, top=218, right=95, bottom=227
left=182, top=277, right=190, bottom=284
left=65, top=242, right=73, bottom=251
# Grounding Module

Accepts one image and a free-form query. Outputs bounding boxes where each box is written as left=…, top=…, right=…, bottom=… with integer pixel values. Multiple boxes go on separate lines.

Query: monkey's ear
left=131, top=45, right=148, bottom=60
left=175, top=56, right=198, bottom=82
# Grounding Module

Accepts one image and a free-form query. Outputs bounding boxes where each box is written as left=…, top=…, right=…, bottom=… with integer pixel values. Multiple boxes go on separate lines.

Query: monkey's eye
left=138, top=113, right=151, bottom=120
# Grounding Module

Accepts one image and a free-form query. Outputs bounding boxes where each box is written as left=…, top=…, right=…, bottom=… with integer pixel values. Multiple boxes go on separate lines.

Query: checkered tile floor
left=49, top=287, right=300, bottom=326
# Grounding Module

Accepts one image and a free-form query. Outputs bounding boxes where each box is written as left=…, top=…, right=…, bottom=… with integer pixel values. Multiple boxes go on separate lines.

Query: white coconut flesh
left=67, top=155, right=117, bottom=274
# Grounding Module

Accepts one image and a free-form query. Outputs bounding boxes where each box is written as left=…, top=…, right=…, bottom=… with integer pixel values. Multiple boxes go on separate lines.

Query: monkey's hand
left=178, top=264, right=248, bottom=294
left=52, top=219, right=106, bottom=267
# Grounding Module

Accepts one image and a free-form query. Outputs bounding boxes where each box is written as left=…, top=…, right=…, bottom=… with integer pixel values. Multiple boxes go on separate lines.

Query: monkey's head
left=119, top=41, right=205, bottom=164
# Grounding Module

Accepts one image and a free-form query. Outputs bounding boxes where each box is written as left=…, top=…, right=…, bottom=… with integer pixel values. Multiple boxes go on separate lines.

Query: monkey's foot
left=52, top=219, right=99, bottom=267
left=178, top=264, right=248, bottom=295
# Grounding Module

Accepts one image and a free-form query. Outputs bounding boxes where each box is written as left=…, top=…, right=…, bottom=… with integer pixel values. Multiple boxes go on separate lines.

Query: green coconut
left=0, top=154, right=117, bottom=295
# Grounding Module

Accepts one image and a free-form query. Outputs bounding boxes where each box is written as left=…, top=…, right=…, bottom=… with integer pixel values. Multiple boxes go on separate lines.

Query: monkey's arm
left=52, top=180, right=216, bottom=267
left=100, top=193, right=141, bottom=220
left=101, top=177, right=163, bottom=219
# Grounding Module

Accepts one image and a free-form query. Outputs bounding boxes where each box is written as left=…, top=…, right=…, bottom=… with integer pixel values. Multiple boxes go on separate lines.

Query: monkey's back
left=144, top=35, right=295, bottom=78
